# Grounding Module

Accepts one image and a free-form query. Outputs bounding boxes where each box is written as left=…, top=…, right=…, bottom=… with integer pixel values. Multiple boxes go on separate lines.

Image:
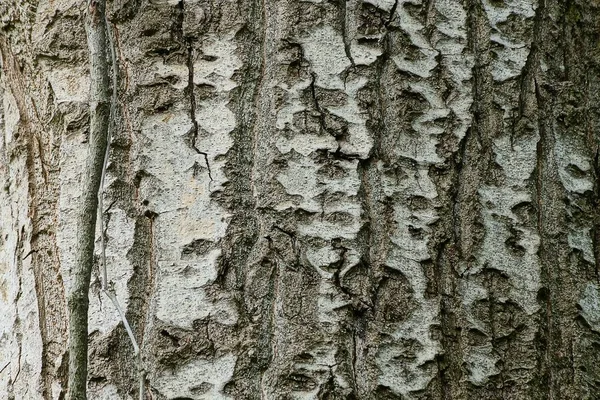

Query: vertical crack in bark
left=349, top=326, right=358, bottom=396
left=424, top=0, right=436, bottom=29
left=592, top=148, right=600, bottom=283
left=309, top=73, right=343, bottom=149
left=7, top=228, right=25, bottom=398
left=533, top=76, right=557, bottom=400
left=181, top=0, right=213, bottom=182
left=215, top=0, right=263, bottom=288
left=531, top=0, right=578, bottom=396
left=460, top=0, right=494, bottom=268
left=449, top=0, right=497, bottom=394
left=215, top=0, right=265, bottom=394
left=186, top=48, right=213, bottom=181
left=485, top=271, right=504, bottom=398
left=351, top=19, right=394, bottom=397
left=565, top=0, right=600, bottom=290
left=338, top=0, right=355, bottom=67
left=512, top=1, right=553, bottom=397
left=386, top=0, right=399, bottom=26
left=97, top=17, right=146, bottom=397
left=433, top=238, right=461, bottom=400
left=260, top=246, right=280, bottom=398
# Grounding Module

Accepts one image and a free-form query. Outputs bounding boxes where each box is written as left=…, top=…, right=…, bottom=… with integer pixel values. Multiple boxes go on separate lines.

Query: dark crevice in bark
left=460, top=0, right=494, bottom=267
left=308, top=73, right=349, bottom=156
left=424, top=0, right=436, bottom=28
left=443, top=0, right=495, bottom=396
left=258, top=238, right=281, bottom=387
left=592, top=149, right=600, bottom=284
left=337, top=0, right=355, bottom=67
left=215, top=13, right=262, bottom=291
left=533, top=77, right=561, bottom=400
left=432, top=237, right=461, bottom=400
left=565, top=0, right=600, bottom=287
left=348, top=326, right=358, bottom=397
left=386, top=0, right=399, bottom=26
left=532, top=87, right=548, bottom=400
left=6, top=229, right=25, bottom=399
left=180, top=0, right=213, bottom=182
left=123, top=215, right=155, bottom=395
left=515, top=42, right=539, bottom=139
left=531, top=0, right=581, bottom=396
left=584, top=10, right=600, bottom=285
left=215, top=0, right=265, bottom=395
left=309, top=73, right=329, bottom=136
left=515, top=3, right=548, bottom=398
left=484, top=270, right=503, bottom=400
left=186, top=46, right=213, bottom=182
left=352, top=23, right=394, bottom=398
left=536, top=0, right=600, bottom=396
left=91, top=13, right=156, bottom=396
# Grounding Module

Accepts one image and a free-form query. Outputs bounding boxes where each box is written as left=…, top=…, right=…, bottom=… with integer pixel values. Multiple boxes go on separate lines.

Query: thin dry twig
left=97, top=12, right=145, bottom=400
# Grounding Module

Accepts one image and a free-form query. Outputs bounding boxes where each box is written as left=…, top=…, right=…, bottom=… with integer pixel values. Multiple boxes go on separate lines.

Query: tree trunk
left=1, top=0, right=600, bottom=399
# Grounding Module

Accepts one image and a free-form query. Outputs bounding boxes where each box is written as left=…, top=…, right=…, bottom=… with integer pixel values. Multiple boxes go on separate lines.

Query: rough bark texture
left=1, top=0, right=600, bottom=399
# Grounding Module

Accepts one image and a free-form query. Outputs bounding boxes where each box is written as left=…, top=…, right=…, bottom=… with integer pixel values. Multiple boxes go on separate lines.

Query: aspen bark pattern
left=0, top=0, right=600, bottom=399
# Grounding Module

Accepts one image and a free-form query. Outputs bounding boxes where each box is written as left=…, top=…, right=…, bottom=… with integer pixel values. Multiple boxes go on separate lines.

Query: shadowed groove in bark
left=97, top=18, right=157, bottom=399
left=514, top=1, right=551, bottom=397
left=435, top=0, right=497, bottom=396
left=68, top=1, right=110, bottom=398
left=355, top=126, right=384, bottom=398
left=433, top=117, right=468, bottom=399
left=534, top=0, right=600, bottom=396
left=181, top=0, right=213, bottom=182
left=214, top=0, right=263, bottom=294
left=461, top=0, right=494, bottom=266
left=7, top=229, right=25, bottom=399
left=429, top=8, right=471, bottom=400
left=578, top=3, right=600, bottom=285
left=577, top=1, right=600, bottom=390
left=214, top=0, right=265, bottom=395
left=353, top=12, right=396, bottom=398
left=533, top=79, right=571, bottom=400
left=97, top=15, right=145, bottom=399
left=337, top=0, right=355, bottom=67
left=0, top=33, right=69, bottom=400
left=532, top=0, right=579, bottom=397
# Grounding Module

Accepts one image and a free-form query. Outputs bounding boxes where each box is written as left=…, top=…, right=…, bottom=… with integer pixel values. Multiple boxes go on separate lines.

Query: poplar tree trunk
left=1, top=0, right=600, bottom=399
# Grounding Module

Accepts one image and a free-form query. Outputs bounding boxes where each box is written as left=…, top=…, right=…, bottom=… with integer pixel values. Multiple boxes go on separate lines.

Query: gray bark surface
left=0, top=0, right=599, bottom=399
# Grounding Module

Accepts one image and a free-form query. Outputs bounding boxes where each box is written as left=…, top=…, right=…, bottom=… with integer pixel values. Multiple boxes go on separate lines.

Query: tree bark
left=1, top=0, right=600, bottom=399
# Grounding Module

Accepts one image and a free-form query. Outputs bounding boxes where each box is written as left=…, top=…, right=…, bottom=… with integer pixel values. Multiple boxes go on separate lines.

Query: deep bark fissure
left=338, top=0, right=355, bottom=67
left=533, top=77, right=559, bottom=400
left=215, top=0, right=263, bottom=289
left=186, top=46, right=213, bottom=182
left=181, top=0, right=213, bottom=182
left=460, top=0, right=495, bottom=269
left=387, top=0, right=399, bottom=26
left=531, top=0, right=580, bottom=396
left=353, top=56, right=390, bottom=400
left=97, top=15, right=144, bottom=386
left=214, top=0, right=266, bottom=395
